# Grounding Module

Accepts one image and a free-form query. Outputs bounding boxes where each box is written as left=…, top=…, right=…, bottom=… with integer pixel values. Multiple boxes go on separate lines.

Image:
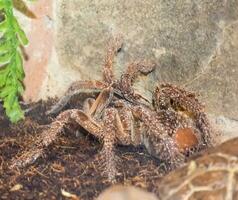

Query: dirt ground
left=0, top=95, right=167, bottom=200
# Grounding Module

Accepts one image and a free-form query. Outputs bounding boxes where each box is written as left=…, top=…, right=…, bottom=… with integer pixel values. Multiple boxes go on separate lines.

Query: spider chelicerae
left=10, top=36, right=213, bottom=182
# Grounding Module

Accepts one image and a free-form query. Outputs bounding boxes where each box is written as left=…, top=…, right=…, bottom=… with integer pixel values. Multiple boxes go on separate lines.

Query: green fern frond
left=0, top=0, right=35, bottom=123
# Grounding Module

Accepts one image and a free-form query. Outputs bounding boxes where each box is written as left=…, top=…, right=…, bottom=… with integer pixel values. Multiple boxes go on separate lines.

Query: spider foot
left=95, top=147, right=119, bottom=183
left=95, top=107, right=120, bottom=183
left=103, top=35, right=123, bottom=84
left=9, top=147, right=45, bottom=169
left=8, top=129, right=59, bottom=170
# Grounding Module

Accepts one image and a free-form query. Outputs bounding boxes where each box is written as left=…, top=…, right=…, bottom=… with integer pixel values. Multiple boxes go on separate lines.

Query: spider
left=9, top=36, right=213, bottom=182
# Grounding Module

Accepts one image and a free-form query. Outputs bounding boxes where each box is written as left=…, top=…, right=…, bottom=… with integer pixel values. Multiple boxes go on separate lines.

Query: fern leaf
left=0, top=39, right=13, bottom=52
left=0, top=52, right=13, bottom=64
left=0, top=0, right=35, bottom=123
left=12, top=17, right=28, bottom=45
left=0, top=20, right=9, bottom=33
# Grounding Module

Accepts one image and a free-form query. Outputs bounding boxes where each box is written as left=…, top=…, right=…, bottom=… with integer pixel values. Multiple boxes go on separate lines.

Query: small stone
left=96, top=185, right=158, bottom=200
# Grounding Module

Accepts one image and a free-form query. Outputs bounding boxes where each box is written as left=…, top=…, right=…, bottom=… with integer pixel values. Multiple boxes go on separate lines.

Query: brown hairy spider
left=9, top=36, right=213, bottom=182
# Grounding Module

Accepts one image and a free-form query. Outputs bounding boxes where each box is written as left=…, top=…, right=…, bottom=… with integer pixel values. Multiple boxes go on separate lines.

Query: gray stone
left=209, top=114, right=238, bottom=142
left=53, top=0, right=238, bottom=121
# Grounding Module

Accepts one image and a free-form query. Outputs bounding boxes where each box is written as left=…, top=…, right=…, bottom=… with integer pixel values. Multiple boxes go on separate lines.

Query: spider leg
left=98, top=108, right=119, bottom=183
left=9, top=110, right=72, bottom=169
left=113, top=100, right=140, bottom=145
left=73, top=98, right=122, bottom=182
left=87, top=100, right=134, bottom=182
left=46, top=80, right=108, bottom=115
left=87, top=87, right=114, bottom=119
left=153, top=83, right=212, bottom=146
left=10, top=86, right=115, bottom=176
left=103, top=35, right=123, bottom=84
left=131, top=104, right=185, bottom=170
left=119, top=61, right=156, bottom=103
left=74, top=88, right=121, bottom=182
left=81, top=89, right=126, bottom=182
left=82, top=97, right=96, bottom=114
left=9, top=108, right=105, bottom=169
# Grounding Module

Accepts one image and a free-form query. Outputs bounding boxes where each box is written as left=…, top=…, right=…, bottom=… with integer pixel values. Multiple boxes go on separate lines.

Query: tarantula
left=9, top=37, right=213, bottom=182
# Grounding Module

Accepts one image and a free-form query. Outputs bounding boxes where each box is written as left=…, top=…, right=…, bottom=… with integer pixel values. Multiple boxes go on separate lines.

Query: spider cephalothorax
left=9, top=36, right=213, bottom=182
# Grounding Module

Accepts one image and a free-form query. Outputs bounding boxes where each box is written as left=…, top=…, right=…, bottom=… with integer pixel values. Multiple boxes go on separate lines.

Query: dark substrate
left=0, top=95, right=167, bottom=200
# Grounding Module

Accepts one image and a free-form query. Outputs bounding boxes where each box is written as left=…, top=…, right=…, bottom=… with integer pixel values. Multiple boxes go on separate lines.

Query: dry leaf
left=13, top=0, right=37, bottom=19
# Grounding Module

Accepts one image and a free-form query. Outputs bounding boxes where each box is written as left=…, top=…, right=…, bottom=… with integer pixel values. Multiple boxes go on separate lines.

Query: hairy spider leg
left=81, top=89, right=142, bottom=182
left=9, top=108, right=105, bottom=170
left=9, top=87, right=113, bottom=169
left=82, top=98, right=96, bottom=114
left=46, top=80, right=108, bottom=115
left=81, top=88, right=124, bottom=182
left=99, top=108, right=118, bottom=182
left=47, top=35, right=123, bottom=116
left=103, top=35, right=123, bottom=84
left=113, top=99, right=141, bottom=145
left=9, top=110, right=72, bottom=168
left=73, top=89, right=120, bottom=182
left=10, top=86, right=123, bottom=183
left=131, top=104, right=185, bottom=170
left=119, top=61, right=156, bottom=103
left=47, top=36, right=153, bottom=116
left=87, top=87, right=114, bottom=119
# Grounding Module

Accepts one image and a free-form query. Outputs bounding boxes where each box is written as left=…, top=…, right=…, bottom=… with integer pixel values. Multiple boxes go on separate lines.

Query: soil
left=0, top=94, right=165, bottom=200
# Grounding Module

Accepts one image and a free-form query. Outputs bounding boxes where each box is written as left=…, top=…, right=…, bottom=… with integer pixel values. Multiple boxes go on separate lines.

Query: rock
left=189, top=20, right=238, bottom=120
left=53, top=0, right=238, bottom=121
left=155, top=137, right=238, bottom=200
left=96, top=185, right=158, bottom=200
left=18, top=1, right=238, bottom=136
left=209, top=115, right=238, bottom=143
